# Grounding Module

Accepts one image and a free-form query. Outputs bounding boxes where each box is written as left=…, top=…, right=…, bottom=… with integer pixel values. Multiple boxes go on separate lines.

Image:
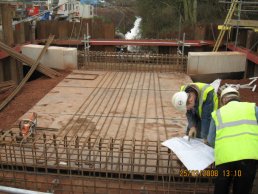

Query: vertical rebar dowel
left=75, top=136, right=79, bottom=166
left=118, top=139, right=123, bottom=194
left=120, top=139, right=124, bottom=171
left=64, top=136, right=67, bottom=148
left=43, top=133, right=47, bottom=166
left=105, top=52, right=108, bottom=70
left=155, top=142, right=160, bottom=192
left=144, top=53, right=148, bottom=72
left=144, top=139, right=148, bottom=190
left=8, top=132, right=16, bottom=187
left=68, top=139, right=73, bottom=193
left=110, top=138, right=114, bottom=171
left=166, top=149, right=171, bottom=174
left=99, top=138, right=102, bottom=168
left=66, top=136, right=71, bottom=167
left=11, top=134, right=17, bottom=167
left=32, top=139, right=39, bottom=191
left=53, top=134, right=59, bottom=167
left=160, top=54, right=163, bottom=72
left=130, top=139, right=135, bottom=180
left=2, top=131, right=7, bottom=163
left=168, top=151, right=176, bottom=192
left=156, top=54, right=158, bottom=72
left=88, top=137, right=91, bottom=163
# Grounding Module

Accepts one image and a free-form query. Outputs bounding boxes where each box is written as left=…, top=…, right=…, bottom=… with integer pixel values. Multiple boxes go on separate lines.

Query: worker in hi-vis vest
left=208, top=87, right=258, bottom=194
left=172, top=82, right=218, bottom=141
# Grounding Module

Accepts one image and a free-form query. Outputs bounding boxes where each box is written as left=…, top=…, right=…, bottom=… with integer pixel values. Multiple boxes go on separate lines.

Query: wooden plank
left=0, top=35, right=55, bottom=111
left=0, top=45, right=21, bottom=60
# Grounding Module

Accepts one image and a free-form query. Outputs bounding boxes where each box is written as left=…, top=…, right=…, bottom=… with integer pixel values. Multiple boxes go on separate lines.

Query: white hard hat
left=172, top=91, right=188, bottom=112
left=221, top=87, right=239, bottom=100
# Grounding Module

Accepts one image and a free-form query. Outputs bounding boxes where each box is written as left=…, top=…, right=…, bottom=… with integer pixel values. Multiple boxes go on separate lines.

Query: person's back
left=208, top=87, right=258, bottom=194
left=213, top=101, right=258, bottom=165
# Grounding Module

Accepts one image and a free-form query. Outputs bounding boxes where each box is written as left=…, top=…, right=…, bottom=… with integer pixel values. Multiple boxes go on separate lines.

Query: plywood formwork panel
left=26, top=87, right=95, bottom=115
left=17, top=71, right=190, bottom=142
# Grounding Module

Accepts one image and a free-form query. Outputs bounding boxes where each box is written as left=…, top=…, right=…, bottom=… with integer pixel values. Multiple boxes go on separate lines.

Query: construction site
left=0, top=0, right=257, bottom=194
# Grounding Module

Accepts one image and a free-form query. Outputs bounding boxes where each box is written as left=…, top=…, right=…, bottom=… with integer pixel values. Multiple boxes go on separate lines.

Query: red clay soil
left=0, top=70, right=71, bottom=130
left=0, top=74, right=257, bottom=131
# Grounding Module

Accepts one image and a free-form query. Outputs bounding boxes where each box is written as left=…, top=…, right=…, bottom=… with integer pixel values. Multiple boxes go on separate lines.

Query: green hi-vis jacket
left=181, top=82, right=218, bottom=118
left=212, top=101, right=258, bottom=165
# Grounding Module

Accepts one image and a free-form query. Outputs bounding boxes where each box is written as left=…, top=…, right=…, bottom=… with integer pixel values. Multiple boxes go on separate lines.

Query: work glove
left=188, top=127, right=197, bottom=140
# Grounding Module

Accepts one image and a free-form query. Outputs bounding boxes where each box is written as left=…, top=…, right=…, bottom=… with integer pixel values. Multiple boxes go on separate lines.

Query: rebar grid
left=1, top=67, right=258, bottom=193
left=0, top=54, right=209, bottom=194
left=78, top=51, right=187, bottom=72
left=0, top=133, right=216, bottom=194
left=0, top=68, right=215, bottom=193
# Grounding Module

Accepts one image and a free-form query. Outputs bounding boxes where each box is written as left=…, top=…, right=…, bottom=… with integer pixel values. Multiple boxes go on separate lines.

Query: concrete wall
left=21, top=44, right=78, bottom=70
left=187, top=51, right=247, bottom=75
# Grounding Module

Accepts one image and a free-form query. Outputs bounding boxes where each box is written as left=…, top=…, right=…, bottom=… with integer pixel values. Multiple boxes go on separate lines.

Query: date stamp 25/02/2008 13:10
left=179, top=169, right=242, bottom=177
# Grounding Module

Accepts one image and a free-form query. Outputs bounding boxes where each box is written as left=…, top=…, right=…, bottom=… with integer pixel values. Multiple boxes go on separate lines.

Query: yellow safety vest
left=212, top=101, right=258, bottom=166
left=181, top=83, right=218, bottom=117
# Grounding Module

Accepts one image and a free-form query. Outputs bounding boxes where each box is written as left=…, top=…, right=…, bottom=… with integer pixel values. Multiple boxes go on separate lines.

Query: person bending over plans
left=172, top=82, right=218, bottom=142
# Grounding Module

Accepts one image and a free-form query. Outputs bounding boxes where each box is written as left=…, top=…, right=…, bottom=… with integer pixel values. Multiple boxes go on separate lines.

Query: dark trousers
left=214, top=159, right=257, bottom=194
